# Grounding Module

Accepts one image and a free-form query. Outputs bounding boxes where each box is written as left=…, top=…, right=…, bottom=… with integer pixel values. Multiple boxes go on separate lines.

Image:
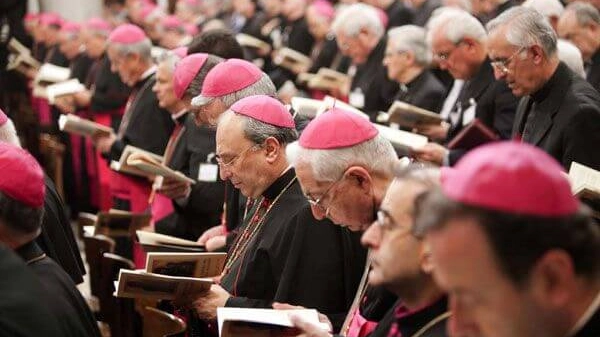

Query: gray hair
left=220, top=110, right=298, bottom=145
left=522, top=0, right=564, bottom=19
left=157, top=50, right=183, bottom=72
left=184, top=55, right=223, bottom=98
left=286, top=133, right=398, bottom=182
left=565, top=1, right=600, bottom=26
left=111, top=38, right=153, bottom=61
left=557, top=39, right=586, bottom=77
left=439, top=0, right=472, bottom=14
left=331, top=3, right=384, bottom=39
left=0, top=118, right=21, bottom=147
left=387, top=25, right=431, bottom=66
left=486, top=6, right=558, bottom=57
left=427, top=8, right=487, bottom=45
left=220, top=73, right=277, bottom=108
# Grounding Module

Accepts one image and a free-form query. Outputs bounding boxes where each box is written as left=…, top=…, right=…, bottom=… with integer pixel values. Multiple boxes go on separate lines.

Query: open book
left=126, top=153, right=196, bottom=184
left=374, top=124, right=427, bottom=151
left=447, top=118, right=499, bottom=151
left=306, top=68, right=350, bottom=91
left=218, top=308, right=330, bottom=337
left=387, top=101, right=443, bottom=129
left=273, top=47, right=312, bottom=73
left=145, top=252, right=226, bottom=278
left=568, top=162, right=600, bottom=208
left=137, top=230, right=206, bottom=252
left=59, top=114, right=114, bottom=138
left=110, top=145, right=164, bottom=178
left=46, top=79, right=86, bottom=104
left=236, top=33, right=272, bottom=52
left=35, top=63, right=71, bottom=85
left=115, top=269, right=213, bottom=300
left=321, top=95, right=370, bottom=120
left=290, top=97, right=323, bottom=119
left=94, top=209, right=152, bottom=237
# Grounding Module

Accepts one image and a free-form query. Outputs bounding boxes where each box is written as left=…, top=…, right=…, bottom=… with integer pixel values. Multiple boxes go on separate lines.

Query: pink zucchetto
left=86, top=18, right=112, bottom=33
left=173, top=53, right=209, bottom=99
left=299, top=107, right=378, bottom=149
left=441, top=142, right=579, bottom=217
left=230, top=95, right=295, bottom=128
left=0, top=143, right=45, bottom=208
left=310, top=1, right=336, bottom=21
left=108, top=24, right=147, bottom=44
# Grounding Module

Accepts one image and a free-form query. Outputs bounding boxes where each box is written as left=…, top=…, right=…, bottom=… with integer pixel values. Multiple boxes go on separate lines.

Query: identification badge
left=198, top=163, right=218, bottom=182
left=349, top=88, right=365, bottom=108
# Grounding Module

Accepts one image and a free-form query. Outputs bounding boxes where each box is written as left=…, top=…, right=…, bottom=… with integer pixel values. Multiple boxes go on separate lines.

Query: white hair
left=522, top=0, right=564, bottom=19
left=426, top=8, right=486, bottom=45
left=331, top=3, right=384, bottom=39
left=0, top=119, right=21, bottom=147
left=388, top=25, right=431, bottom=66
left=220, top=74, right=277, bottom=107
left=286, top=133, right=398, bottom=182
left=486, top=6, right=558, bottom=57
left=565, top=1, right=600, bottom=26
left=557, top=39, right=586, bottom=77
left=157, top=50, right=183, bottom=72
left=111, top=38, right=153, bottom=61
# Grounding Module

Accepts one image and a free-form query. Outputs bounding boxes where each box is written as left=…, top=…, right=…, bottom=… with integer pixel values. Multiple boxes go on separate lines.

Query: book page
left=568, top=162, right=600, bottom=194
left=145, top=252, right=226, bottom=278
left=35, top=63, right=71, bottom=83
left=218, top=308, right=329, bottom=337
left=387, top=101, right=443, bottom=128
left=116, top=270, right=212, bottom=300
left=373, top=124, right=428, bottom=150
left=137, top=230, right=205, bottom=247
left=58, top=114, right=114, bottom=137
left=46, top=79, right=85, bottom=104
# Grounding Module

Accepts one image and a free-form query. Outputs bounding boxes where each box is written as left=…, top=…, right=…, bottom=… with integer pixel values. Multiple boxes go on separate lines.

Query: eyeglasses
left=383, top=50, right=409, bottom=59
left=491, top=46, right=526, bottom=74
left=433, top=40, right=464, bottom=62
left=305, top=177, right=342, bottom=213
left=215, top=144, right=261, bottom=168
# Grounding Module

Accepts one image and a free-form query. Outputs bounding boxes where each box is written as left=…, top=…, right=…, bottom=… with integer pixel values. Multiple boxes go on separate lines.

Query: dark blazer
left=411, top=0, right=442, bottom=27
left=157, top=114, right=226, bottom=241
left=392, top=70, right=447, bottom=113
left=512, top=62, right=600, bottom=170
left=586, top=49, right=600, bottom=92
left=308, top=36, right=351, bottom=75
left=351, top=38, right=399, bottom=121
left=447, top=59, right=518, bottom=165
left=385, top=0, right=414, bottom=28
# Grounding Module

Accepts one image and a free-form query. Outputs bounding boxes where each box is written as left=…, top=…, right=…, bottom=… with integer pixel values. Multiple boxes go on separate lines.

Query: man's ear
left=527, top=250, right=576, bottom=309
left=344, top=166, right=373, bottom=194
left=530, top=45, right=545, bottom=65
left=264, top=137, right=282, bottom=163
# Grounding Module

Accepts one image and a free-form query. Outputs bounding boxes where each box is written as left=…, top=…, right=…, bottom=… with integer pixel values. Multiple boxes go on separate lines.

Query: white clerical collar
left=566, top=288, right=600, bottom=337
left=140, top=65, right=157, bottom=82
left=171, top=109, right=188, bottom=121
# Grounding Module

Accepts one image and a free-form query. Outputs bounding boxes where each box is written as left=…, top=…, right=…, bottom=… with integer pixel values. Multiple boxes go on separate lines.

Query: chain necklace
left=221, top=176, right=297, bottom=277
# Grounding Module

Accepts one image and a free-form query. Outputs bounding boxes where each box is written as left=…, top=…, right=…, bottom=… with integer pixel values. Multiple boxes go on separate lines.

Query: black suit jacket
left=157, top=114, right=226, bottom=240
left=586, top=49, right=600, bottom=92
left=393, top=70, right=446, bottom=113
left=411, top=0, right=442, bottom=27
left=351, top=38, right=399, bottom=121
left=513, top=62, right=600, bottom=170
left=385, top=0, right=414, bottom=28
left=446, top=59, right=518, bottom=164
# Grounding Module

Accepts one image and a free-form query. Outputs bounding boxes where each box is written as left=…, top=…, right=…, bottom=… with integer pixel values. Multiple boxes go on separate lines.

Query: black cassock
left=37, top=175, right=86, bottom=284
left=15, top=240, right=101, bottom=337
left=366, top=298, right=448, bottom=337
left=220, top=168, right=366, bottom=330
left=0, top=244, right=65, bottom=336
left=107, top=70, right=175, bottom=162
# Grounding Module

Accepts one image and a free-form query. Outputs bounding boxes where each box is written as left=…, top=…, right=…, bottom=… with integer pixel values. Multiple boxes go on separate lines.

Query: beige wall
left=33, top=0, right=103, bottom=22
